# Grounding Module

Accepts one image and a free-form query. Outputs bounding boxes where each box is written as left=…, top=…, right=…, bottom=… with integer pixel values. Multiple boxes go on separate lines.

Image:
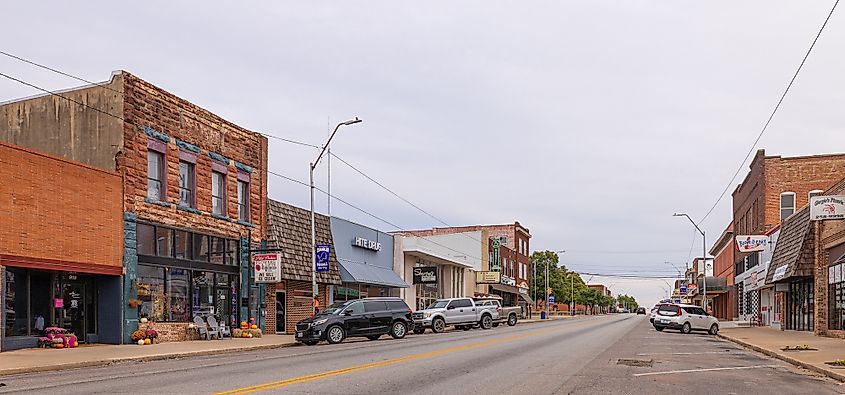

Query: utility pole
left=674, top=213, right=708, bottom=312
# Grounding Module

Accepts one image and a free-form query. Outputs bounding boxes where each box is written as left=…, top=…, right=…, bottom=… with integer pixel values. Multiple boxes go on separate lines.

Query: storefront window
left=5, top=268, right=28, bottom=336
left=209, top=237, right=226, bottom=265
left=156, top=227, right=173, bottom=257
left=174, top=230, right=190, bottom=260
left=193, top=272, right=215, bottom=317
left=193, top=234, right=209, bottom=262
left=225, top=239, right=239, bottom=266
left=137, top=265, right=166, bottom=322
left=137, top=223, right=155, bottom=256
left=168, top=268, right=190, bottom=322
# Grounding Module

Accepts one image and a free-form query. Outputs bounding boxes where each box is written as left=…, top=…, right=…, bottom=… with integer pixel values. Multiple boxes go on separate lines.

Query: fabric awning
left=338, top=259, right=410, bottom=288
left=519, top=292, right=534, bottom=304
left=489, top=283, right=520, bottom=294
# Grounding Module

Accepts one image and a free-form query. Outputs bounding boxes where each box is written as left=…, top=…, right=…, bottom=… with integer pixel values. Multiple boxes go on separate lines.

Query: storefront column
left=122, top=213, right=139, bottom=344
left=239, top=237, right=251, bottom=328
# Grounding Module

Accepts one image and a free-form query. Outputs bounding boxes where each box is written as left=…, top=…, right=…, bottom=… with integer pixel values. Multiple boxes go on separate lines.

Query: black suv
left=294, top=297, right=414, bottom=345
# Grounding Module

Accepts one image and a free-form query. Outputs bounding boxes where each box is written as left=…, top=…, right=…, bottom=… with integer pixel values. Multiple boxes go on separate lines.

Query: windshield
left=322, top=301, right=350, bottom=315
left=428, top=300, right=449, bottom=309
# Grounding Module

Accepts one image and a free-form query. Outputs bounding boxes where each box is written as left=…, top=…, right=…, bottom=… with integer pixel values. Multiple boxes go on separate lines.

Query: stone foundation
left=138, top=322, right=199, bottom=343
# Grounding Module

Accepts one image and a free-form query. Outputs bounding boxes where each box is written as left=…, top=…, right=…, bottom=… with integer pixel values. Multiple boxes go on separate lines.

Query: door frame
left=275, top=290, right=286, bottom=334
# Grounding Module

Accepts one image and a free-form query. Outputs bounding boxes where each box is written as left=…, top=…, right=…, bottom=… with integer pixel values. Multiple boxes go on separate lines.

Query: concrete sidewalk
left=0, top=335, right=296, bottom=377
left=719, top=327, right=845, bottom=382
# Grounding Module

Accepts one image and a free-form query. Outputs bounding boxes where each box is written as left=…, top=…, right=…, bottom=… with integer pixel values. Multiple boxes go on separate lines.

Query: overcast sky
left=3, top=1, right=844, bottom=306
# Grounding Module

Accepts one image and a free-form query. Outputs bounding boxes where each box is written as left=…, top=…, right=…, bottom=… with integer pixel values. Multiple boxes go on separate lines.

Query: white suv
left=652, top=304, right=719, bottom=335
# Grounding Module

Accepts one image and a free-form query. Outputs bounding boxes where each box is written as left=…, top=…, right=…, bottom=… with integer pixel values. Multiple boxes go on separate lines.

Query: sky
left=2, top=1, right=844, bottom=307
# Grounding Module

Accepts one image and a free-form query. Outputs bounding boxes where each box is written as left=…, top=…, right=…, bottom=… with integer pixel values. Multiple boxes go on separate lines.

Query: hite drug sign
left=253, top=253, right=282, bottom=283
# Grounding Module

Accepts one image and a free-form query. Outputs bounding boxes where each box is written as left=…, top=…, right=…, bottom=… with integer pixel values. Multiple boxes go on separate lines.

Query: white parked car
left=652, top=304, right=719, bottom=335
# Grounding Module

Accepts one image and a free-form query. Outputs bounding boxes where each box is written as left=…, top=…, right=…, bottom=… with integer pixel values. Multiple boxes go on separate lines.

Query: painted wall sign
left=315, top=244, right=331, bottom=273
left=253, top=253, right=282, bottom=283
left=353, top=237, right=382, bottom=251
left=735, top=235, right=768, bottom=252
left=475, top=271, right=501, bottom=284
left=413, top=266, right=438, bottom=284
left=811, top=196, right=845, bottom=221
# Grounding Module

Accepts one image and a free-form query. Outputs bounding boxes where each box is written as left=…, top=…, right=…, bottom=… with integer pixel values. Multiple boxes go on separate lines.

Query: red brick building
left=709, top=224, right=735, bottom=321
left=1, top=71, right=268, bottom=345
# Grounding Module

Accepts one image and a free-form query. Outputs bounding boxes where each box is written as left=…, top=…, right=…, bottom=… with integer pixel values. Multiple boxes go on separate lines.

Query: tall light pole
left=311, top=117, right=362, bottom=314
left=673, top=213, right=708, bottom=312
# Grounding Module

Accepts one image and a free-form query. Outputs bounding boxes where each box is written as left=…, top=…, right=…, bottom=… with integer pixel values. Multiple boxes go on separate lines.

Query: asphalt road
left=0, top=315, right=840, bottom=394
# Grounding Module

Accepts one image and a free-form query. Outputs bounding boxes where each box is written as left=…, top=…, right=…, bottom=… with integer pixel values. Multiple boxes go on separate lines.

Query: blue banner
left=316, top=244, right=331, bottom=273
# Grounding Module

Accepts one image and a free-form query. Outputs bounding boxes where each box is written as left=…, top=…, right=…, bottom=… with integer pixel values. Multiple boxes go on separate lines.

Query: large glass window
left=147, top=150, right=165, bottom=200
left=192, top=272, right=215, bottom=317
left=193, top=233, right=209, bottom=262
left=178, top=161, right=195, bottom=208
left=237, top=180, right=249, bottom=221
left=174, top=230, right=190, bottom=260
left=156, top=227, right=173, bottom=257
left=209, top=237, right=226, bottom=265
left=212, top=171, right=226, bottom=216
left=137, top=223, right=155, bottom=256
left=225, top=239, right=239, bottom=266
left=137, top=265, right=166, bottom=322
left=167, top=268, right=190, bottom=322
left=780, top=192, right=796, bottom=221
left=4, top=268, right=28, bottom=336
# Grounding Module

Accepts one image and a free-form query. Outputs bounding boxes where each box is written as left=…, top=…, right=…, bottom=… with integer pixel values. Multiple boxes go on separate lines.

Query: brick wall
left=265, top=281, right=329, bottom=333
left=0, top=142, right=123, bottom=273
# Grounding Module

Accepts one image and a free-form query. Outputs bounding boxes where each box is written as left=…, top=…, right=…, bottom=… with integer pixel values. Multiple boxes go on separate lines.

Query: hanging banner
left=735, top=235, right=768, bottom=252
left=811, top=196, right=845, bottom=221
left=315, top=244, right=331, bottom=273
left=253, top=253, right=282, bottom=283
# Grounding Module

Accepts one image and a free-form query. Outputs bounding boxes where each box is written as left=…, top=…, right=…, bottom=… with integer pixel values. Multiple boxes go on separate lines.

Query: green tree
left=529, top=251, right=588, bottom=309
left=616, top=294, right=639, bottom=311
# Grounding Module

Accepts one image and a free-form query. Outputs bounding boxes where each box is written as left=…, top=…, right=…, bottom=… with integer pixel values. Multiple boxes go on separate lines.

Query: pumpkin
left=137, top=339, right=145, bottom=345
left=144, top=338, right=151, bottom=345
left=73, top=341, right=79, bottom=348
left=55, top=343, right=64, bottom=348
left=250, top=324, right=258, bottom=329
left=240, top=321, right=248, bottom=329
left=247, top=333, right=253, bottom=338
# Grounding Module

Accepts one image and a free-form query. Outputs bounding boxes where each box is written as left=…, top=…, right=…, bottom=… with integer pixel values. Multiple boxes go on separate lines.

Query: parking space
left=558, top=317, right=841, bottom=394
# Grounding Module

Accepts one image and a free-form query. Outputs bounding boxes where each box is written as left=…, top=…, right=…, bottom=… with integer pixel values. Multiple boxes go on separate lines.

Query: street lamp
left=673, top=213, right=708, bottom=312
left=556, top=250, right=575, bottom=316
left=310, top=117, right=362, bottom=314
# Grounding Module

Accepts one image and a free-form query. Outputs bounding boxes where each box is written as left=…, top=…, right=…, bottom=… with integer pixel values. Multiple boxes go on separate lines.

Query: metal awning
left=338, top=259, right=410, bottom=288
left=489, top=283, right=520, bottom=294
left=519, top=292, right=534, bottom=304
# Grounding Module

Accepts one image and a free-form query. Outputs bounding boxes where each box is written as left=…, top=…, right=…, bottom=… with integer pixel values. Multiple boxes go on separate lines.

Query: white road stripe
left=636, top=351, right=731, bottom=356
left=633, top=365, right=780, bottom=377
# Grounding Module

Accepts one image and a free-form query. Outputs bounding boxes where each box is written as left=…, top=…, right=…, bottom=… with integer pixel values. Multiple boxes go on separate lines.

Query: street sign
left=315, top=244, right=331, bottom=273
left=674, top=298, right=681, bottom=304
left=679, top=286, right=687, bottom=294
left=548, top=296, right=555, bottom=304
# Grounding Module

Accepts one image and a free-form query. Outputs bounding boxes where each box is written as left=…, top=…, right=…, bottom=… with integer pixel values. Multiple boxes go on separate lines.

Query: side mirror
left=447, top=305, right=455, bottom=310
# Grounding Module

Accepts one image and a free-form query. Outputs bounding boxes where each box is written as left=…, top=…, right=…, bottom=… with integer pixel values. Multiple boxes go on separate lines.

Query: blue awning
left=338, top=259, right=410, bottom=288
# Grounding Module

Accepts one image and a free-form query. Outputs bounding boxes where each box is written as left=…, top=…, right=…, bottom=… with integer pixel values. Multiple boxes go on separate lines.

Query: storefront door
left=275, top=291, right=286, bottom=334
left=59, top=274, right=94, bottom=342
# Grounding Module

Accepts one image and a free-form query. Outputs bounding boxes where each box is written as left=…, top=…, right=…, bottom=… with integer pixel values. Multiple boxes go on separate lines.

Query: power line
left=562, top=249, right=691, bottom=254
left=697, top=0, right=840, bottom=224
left=0, top=50, right=124, bottom=94
left=574, top=271, right=683, bottom=280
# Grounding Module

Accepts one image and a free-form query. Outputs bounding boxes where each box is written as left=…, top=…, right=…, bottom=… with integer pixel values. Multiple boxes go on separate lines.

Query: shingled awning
left=266, top=199, right=342, bottom=285
left=765, top=205, right=815, bottom=284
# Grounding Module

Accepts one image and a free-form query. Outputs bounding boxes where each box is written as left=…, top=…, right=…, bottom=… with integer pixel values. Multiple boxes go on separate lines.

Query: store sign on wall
left=253, top=253, right=282, bottom=283
left=501, top=275, right=516, bottom=286
left=772, top=265, right=787, bottom=281
left=475, top=271, right=501, bottom=284
left=413, top=267, right=438, bottom=284
left=811, top=196, right=845, bottom=221
left=353, top=237, right=382, bottom=251
left=735, top=235, right=768, bottom=252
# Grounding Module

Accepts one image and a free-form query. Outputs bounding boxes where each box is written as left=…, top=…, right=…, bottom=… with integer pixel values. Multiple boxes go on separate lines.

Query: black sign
left=413, top=266, right=438, bottom=284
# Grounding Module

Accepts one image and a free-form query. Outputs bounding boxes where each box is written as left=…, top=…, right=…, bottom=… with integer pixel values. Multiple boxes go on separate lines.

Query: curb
left=717, top=334, right=845, bottom=382
left=0, top=341, right=299, bottom=377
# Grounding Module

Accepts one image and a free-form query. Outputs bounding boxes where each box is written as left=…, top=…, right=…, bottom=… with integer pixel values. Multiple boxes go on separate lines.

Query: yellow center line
left=213, top=322, right=585, bottom=395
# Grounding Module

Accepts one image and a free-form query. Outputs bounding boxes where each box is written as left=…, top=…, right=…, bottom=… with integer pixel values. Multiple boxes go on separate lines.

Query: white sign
left=253, top=253, right=282, bottom=283
left=772, top=265, right=788, bottom=282
left=811, top=196, right=845, bottom=221
left=353, top=237, right=382, bottom=251
left=735, top=235, right=768, bottom=252
left=501, top=275, right=516, bottom=286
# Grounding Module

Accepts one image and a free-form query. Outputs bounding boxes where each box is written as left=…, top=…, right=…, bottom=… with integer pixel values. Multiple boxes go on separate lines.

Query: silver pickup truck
left=473, top=297, right=520, bottom=327
left=412, top=297, right=498, bottom=334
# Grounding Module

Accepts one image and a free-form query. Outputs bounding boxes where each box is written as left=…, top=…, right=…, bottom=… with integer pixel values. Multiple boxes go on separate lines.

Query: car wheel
left=413, top=327, right=425, bottom=335
left=708, top=324, right=719, bottom=336
left=507, top=314, right=518, bottom=326
left=367, top=335, right=381, bottom=341
left=391, top=321, right=407, bottom=339
left=303, top=340, right=318, bottom=346
left=326, top=325, right=345, bottom=344
left=432, top=317, right=446, bottom=333
left=480, top=314, right=493, bottom=330
left=681, top=322, right=691, bottom=334
left=654, top=326, right=664, bottom=332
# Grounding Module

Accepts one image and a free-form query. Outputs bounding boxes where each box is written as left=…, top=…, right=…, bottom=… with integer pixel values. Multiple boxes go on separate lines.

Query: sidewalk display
left=37, top=327, right=78, bottom=349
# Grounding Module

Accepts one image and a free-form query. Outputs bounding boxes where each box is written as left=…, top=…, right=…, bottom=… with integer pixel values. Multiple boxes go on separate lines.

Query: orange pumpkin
left=73, top=341, right=79, bottom=347
left=55, top=343, right=65, bottom=349
left=250, top=324, right=258, bottom=329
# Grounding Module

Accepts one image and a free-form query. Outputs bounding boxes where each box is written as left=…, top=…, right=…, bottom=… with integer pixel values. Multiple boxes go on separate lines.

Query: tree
left=616, top=294, right=639, bottom=311
left=529, top=251, right=588, bottom=310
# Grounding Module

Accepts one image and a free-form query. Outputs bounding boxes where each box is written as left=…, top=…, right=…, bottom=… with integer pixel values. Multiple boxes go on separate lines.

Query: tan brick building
left=1, top=71, right=268, bottom=346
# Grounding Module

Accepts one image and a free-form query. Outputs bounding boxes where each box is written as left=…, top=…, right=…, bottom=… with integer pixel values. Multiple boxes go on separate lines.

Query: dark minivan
left=294, top=297, right=414, bottom=345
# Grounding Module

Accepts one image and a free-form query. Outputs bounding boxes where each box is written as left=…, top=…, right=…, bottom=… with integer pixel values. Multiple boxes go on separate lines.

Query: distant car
left=636, top=307, right=646, bottom=315
left=652, top=304, right=719, bottom=335
left=294, top=297, right=414, bottom=345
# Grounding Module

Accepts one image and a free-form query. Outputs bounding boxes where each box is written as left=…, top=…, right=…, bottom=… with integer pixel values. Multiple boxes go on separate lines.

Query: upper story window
left=212, top=171, right=226, bottom=216
left=237, top=173, right=249, bottom=222
left=809, top=189, right=825, bottom=200
left=780, top=192, right=796, bottom=221
left=147, top=150, right=165, bottom=200
left=178, top=161, right=195, bottom=208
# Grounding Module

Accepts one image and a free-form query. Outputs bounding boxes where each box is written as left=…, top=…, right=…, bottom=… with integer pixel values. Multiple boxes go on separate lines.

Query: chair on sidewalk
left=194, top=316, right=219, bottom=340
left=207, top=316, right=231, bottom=339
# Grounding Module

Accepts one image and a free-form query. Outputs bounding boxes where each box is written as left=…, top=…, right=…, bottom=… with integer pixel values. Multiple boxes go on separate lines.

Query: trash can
left=540, top=311, right=547, bottom=320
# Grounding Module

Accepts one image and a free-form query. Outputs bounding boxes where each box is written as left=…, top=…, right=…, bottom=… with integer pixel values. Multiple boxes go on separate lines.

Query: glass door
left=59, top=274, right=87, bottom=341
left=275, top=291, right=286, bottom=333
